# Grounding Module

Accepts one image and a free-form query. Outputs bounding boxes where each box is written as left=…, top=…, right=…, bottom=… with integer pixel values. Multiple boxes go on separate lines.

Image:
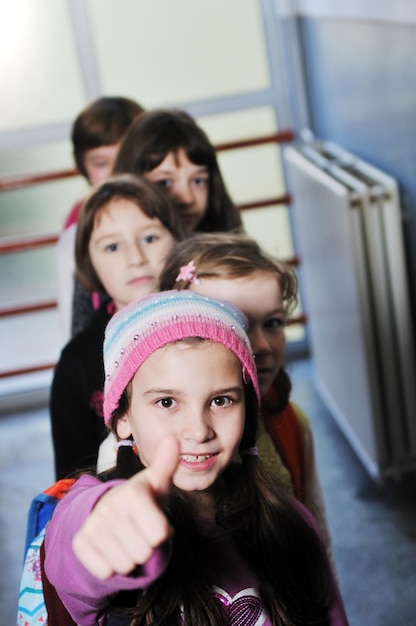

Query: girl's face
left=88, top=198, right=175, bottom=311
left=144, top=148, right=209, bottom=233
left=117, top=341, right=245, bottom=516
left=83, top=143, right=121, bottom=185
left=190, top=271, right=286, bottom=397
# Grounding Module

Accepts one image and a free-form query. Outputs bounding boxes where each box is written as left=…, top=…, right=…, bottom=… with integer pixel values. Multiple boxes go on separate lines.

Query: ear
left=115, top=413, right=133, bottom=439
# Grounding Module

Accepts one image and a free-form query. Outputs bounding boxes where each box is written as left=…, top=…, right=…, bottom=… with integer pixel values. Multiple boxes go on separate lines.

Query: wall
left=284, top=0, right=416, bottom=325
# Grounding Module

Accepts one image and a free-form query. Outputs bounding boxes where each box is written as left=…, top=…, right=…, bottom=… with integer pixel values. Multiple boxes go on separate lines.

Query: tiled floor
left=290, top=359, right=416, bottom=626
left=1, top=358, right=416, bottom=625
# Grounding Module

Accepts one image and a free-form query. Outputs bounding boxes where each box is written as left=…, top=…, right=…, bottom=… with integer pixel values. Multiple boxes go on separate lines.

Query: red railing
left=0, top=168, right=78, bottom=192
left=0, top=300, right=57, bottom=319
left=0, top=129, right=300, bottom=377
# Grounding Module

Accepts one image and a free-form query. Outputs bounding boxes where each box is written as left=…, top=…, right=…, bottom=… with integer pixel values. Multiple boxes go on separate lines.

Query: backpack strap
left=24, top=478, right=76, bottom=556
left=17, top=526, right=48, bottom=626
left=43, top=477, right=76, bottom=499
left=261, top=392, right=306, bottom=501
left=17, top=478, right=77, bottom=625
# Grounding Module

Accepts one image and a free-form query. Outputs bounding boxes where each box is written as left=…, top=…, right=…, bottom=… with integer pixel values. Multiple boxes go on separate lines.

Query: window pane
left=88, top=0, right=270, bottom=104
left=0, top=0, right=84, bottom=131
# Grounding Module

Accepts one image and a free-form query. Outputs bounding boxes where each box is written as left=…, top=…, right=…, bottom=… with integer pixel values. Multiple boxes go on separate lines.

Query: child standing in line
left=97, top=110, right=244, bottom=473
left=50, top=174, right=183, bottom=480
left=57, top=96, right=144, bottom=341
left=45, top=290, right=348, bottom=625
left=113, top=108, right=243, bottom=234
left=158, top=232, right=332, bottom=551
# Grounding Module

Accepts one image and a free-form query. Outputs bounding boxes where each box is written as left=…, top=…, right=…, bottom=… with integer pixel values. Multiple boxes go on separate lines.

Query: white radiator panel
left=284, top=143, right=416, bottom=481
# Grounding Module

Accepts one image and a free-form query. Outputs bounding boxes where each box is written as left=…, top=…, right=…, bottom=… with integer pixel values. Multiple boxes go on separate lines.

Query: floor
left=1, top=357, right=416, bottom=625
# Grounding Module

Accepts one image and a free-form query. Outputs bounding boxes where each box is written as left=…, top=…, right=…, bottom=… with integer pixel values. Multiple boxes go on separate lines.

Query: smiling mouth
left=180, top=454, right=214, bottom=463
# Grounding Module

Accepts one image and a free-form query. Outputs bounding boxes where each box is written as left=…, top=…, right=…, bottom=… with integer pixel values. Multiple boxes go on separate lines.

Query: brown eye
left=265, top=317, right=285, bottom=330
left=211, top=396, right=232, bottom=407
left=157, top=397, right=175, bottom=408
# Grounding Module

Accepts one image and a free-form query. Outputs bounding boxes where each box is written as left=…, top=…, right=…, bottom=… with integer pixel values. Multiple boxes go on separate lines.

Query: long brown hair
left=113, top=109, right=243, bottom=233
left=104, top=375, right=329, bottom=625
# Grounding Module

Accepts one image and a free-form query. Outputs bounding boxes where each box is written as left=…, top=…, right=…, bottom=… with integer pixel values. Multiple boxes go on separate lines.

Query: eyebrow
left=90, top=233, right=121, bottom=246
left=143, top=385, right=244, bottom=397
left=249, top=307, right=285, bottom=320
left=91, top=223, right=164, bottom=245
left=151, top=165, right=209, bottom=176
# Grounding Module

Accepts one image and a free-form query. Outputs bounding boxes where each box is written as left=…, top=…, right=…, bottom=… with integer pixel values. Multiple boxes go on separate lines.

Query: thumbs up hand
left=73, top=436, right=180, bottom=579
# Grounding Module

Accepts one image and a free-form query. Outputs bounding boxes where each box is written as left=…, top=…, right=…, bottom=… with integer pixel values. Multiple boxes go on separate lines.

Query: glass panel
left=241, top=205, right=293, bottom=258
left=0, top=141, right=88, bottom=236
left=0, top=248, right=57, bottom=305
left=0, top=140, right=74, bottom=176
left=198, top=106, right=277, bottom=143
left=0, top=179, right=87, bottom=237
left=0, top=310, right=61, bottom=373
left=88, top=0, right=270, bottom=105
left=0, top=0, right=85, bottom=131
left=216, top=144, right=285, bottom=204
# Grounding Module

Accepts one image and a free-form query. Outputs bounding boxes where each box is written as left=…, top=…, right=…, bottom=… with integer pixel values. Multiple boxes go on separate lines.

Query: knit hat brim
left=103, top=291, right=259, bottom=426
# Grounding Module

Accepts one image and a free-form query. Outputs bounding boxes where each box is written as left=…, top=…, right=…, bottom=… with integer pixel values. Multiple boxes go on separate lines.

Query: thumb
left=145, top=436, right=180, bottom=498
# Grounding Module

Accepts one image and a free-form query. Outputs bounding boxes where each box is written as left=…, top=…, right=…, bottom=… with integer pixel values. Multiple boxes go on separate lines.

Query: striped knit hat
left=103, top=290, right=259, bottom=426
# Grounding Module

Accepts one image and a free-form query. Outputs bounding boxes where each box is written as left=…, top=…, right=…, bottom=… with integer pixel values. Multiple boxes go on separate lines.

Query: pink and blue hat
left=103, top=290, right=259, bottom=426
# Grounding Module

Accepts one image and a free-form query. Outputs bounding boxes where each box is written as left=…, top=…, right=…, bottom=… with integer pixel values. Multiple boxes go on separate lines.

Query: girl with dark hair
left=113, top=108, right=243, bottom=233
left=50, top=175, right=183, bottom=480
left=45, top=290, right=348, bottom=625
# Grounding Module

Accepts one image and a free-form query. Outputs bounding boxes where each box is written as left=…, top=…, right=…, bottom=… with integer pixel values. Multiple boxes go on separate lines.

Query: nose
left=170, top=179, right=194, bottom=207
left=128, top=242, right=147, bottom=266
left=248, top=326, right=271, bottom=357
left=181, top=409, right=214, bottom=443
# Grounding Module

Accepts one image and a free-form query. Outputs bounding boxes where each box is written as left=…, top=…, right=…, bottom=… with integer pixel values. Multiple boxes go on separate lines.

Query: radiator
left=284, top=141, right=416, bottom=481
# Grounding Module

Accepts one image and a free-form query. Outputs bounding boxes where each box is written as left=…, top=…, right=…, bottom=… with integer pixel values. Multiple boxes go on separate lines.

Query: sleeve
left=44, top=475, right=170, bottom=626
left=49, top=345, right=103, bottom=480
left=71, top=279, right=96, bottom=338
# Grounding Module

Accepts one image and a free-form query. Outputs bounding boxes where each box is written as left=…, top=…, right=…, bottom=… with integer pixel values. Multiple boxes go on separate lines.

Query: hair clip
left=175, top=260, right=200, bottom=285
left=116, top=439, right=135, bottom=449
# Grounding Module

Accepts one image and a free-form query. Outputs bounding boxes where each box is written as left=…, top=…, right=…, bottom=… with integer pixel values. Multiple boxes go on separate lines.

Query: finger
left=145, top=436, right=180, bottom=498
left=73, top=482, right=170, bottom=578
left=104, top=484, right=171, bottom=563
left=75, top=520, right=156, bottom=578
left=73, top=531, right=115, bottom=579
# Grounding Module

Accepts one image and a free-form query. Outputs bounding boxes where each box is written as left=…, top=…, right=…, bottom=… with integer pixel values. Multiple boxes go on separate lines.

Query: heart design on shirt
left=213, top=587, right=266, bottom=626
